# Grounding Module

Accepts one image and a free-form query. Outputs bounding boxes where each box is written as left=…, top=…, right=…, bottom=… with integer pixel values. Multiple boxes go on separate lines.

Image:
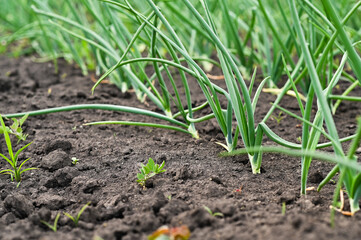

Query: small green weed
left=0, top=114, right=36, bottom=185
left=203, top=205, right=224, bottom=218
left=41, top=213, right=61, bottom=232
left=137, top=158, right=166, bottom=188
left=282, top=202, right=286, bottom=215
left=71, top=157, right=79, bottom=165
left=63, top=202, right=90, bottom=227
left=0, top=114, right=29, bottom=143
left=271, top=111, right=286, bottom=124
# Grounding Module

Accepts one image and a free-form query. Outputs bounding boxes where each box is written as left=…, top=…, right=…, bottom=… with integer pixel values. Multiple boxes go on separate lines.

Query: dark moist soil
left=0, top=56, right=361, bottom=240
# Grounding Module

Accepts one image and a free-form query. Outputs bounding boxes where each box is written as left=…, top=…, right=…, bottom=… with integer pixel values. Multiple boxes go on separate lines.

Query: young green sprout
left=282, top=202, right=286, bottom=216
left=203, top=205, right=224, bottom=218
left=137, top=158, right=166, bottom=188
left=0, top=114, right=29, bottom=143
left=271, top=111, right=286, bottom=124
left=0, top=114, right=36, bottom=185
left=63, top=202, right=90, bottom=227
left=41, top=213, right=61, bottom=232
left=71, top=157, right=79, bottom=165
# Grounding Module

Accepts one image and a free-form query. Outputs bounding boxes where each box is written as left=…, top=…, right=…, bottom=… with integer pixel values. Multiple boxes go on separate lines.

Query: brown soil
left=0, top=56, right=361, bottom=240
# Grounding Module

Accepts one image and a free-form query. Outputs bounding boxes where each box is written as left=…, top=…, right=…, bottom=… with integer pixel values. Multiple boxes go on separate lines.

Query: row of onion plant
left=2, top=0, right=361, bottom=217
left=223, top=0, right=361, bottom=216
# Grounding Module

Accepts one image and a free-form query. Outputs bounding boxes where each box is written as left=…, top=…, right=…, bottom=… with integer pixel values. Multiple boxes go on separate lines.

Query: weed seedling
left=0, top=114, right=36, bottom=184
left=282, top=202, right=286, bottom=216
left=41, top=213, right=61, bottom=232
left=203, top=205, right=224, bottom=218
left=0, top=114, right=29, bottom=143
left=71, top=157, right=79, bottom=165
left=137, top=158, right=166, bottom=188
left=271, top=111, right=286, bottom=124
left=63, top=202, right=90, bottom=227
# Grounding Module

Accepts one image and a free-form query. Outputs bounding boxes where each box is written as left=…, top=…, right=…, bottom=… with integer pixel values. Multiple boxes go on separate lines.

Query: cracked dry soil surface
left=1, top=56, right=361, bottom=240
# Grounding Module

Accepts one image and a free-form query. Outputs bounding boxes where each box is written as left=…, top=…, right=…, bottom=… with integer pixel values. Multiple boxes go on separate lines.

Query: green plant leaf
left=14, top=142, right=32, bottom=161
left=0, top=114, right=14, bottom=161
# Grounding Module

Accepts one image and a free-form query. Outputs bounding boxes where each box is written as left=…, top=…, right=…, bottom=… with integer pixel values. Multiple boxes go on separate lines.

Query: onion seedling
left=0, top=114, right=36, bottom=184
left=334, top=117, right=361, bottom=213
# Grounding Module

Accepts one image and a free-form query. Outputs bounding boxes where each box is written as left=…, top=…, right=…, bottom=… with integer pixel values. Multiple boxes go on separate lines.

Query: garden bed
left=0, top=56, right=361, bottom=240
